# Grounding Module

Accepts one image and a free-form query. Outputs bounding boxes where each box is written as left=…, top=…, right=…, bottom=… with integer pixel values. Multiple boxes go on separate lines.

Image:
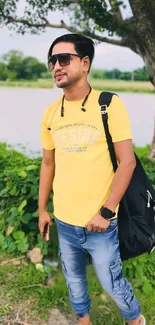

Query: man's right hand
left=38, top=210, right=53, bottom=240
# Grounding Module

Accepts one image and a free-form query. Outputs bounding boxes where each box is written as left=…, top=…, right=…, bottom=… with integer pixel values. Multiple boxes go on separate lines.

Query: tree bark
left=149, top=118, right=155, bottom=159
left=129, top=0, right=155, bottom=158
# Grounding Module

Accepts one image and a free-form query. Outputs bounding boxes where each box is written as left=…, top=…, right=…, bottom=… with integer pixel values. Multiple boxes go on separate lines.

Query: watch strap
left=99, top=206, right=116, bottom=219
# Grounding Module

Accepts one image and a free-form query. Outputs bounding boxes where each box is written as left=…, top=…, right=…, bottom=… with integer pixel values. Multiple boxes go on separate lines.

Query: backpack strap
left=99, top=92, right=134, bottom=245
left=98, top=92, right=118, bottom=172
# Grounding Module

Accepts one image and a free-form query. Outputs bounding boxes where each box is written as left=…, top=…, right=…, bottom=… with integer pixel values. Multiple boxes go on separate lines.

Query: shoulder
left=108, top=93, right=127, bottom=113
left=91, top=89, right=122, bottom=106
left=42, top=95, right=62, bottom=122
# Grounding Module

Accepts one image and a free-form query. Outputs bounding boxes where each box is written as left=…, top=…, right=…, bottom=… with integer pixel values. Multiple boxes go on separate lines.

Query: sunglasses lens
left=48, top=56, right=57, bottom=71
left=48, top=54, right=71, bottom=70
left=58, top=54, right=70, bottom=66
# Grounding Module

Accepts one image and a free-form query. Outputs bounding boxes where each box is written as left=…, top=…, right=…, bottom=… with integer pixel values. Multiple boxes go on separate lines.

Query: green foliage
left=0, top=0, right=139, bottom=40
left=0, top=142, right=53, bottom=256
left=123, top=252, right=155, bottom=296
left=133, top=144, right=150, bottom=159
left=0, top=50, right=47, bottom=81
left=90, top=68, right=149, bottom=81
left=0, top=62, right=9, bottom=80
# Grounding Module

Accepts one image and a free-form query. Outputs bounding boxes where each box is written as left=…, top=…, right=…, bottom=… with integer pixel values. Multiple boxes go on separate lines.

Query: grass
left=0, top=253, right=155, bottom=325
left=0, top=79, right=154, bottom=93
left=0, top=79, right=53, bottom=89
left=90, top=79, right=155, bottom=93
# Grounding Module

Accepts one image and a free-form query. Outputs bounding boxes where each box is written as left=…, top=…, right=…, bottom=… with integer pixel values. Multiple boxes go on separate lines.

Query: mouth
left=55, top=74, right=66, bottom=81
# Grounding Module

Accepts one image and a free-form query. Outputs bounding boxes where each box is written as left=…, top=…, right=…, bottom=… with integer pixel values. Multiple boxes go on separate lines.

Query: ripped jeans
left=55, top=217, right=141, bottom=321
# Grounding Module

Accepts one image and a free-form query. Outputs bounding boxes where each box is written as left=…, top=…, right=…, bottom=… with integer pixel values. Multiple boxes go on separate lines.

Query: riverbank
left=0, top=79, right=154, bottom=93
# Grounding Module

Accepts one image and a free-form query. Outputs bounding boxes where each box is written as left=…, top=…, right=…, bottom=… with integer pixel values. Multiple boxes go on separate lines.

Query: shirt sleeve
left=40, top=105, right=55, bottom=150
left=108, top=95, right=132, bottom=143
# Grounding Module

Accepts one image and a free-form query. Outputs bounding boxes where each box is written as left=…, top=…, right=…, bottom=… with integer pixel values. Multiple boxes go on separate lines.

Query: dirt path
left=48, top=308, right=78, bottom=325
left=0, top=306, right=78, bottom=325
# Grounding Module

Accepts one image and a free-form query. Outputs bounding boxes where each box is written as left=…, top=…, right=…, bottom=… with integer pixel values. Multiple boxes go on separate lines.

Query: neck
left=63, top=80, right=91, bottom=101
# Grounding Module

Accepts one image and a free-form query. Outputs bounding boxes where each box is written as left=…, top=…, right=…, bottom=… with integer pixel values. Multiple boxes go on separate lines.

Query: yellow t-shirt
left=41, top=89, right=132, bottom=227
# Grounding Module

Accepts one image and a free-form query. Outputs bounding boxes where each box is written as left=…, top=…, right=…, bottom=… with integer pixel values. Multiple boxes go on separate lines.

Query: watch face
left=100, top=207, right=115, bottom=219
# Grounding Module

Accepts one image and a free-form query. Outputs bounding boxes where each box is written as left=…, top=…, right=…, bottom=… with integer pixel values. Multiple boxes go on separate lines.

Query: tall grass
left=0, top=79, right=154, bottom=93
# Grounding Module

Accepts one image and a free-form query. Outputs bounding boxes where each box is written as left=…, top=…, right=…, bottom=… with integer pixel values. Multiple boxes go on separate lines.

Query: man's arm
left=85, top=139, right=136, bottom=232
left=38, top=149, right=55, bottom=238
left=104, top=139, right=136, bottom=211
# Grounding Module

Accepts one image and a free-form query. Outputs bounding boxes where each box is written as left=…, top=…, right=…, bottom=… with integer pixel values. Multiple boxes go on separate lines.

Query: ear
left=82, top=56, right=90, bottom=72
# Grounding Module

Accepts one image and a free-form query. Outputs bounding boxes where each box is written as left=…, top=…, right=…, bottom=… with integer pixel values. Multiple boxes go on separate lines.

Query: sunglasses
left=48, top=53, right=83, bottom=71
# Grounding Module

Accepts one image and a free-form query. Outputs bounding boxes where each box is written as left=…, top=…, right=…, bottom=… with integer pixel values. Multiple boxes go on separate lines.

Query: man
left=39, top=34, right=146, bottom=325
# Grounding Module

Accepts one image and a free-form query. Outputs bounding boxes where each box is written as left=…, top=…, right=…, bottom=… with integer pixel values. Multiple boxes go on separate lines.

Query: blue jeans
left=55, top=217, right=141, bottom=320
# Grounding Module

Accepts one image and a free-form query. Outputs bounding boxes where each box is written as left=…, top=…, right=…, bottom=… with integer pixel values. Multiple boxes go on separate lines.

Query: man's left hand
left=85, top=213, right=110, bottom=232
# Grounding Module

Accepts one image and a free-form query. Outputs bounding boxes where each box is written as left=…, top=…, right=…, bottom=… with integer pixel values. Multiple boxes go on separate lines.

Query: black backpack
left=99, top=92, right=155, bottom=261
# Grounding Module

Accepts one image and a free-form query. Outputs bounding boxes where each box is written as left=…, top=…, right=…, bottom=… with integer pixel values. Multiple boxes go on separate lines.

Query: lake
left=0, top=87, right=154, bottom=157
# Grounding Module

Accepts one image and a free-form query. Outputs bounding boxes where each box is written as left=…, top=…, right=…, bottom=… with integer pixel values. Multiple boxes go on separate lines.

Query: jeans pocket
left=105, top=218, right=118, bottom=233
left=109, top=257, right=122, bottom=292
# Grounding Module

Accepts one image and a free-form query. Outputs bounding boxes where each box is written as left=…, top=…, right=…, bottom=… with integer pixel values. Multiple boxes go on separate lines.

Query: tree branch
left=2, top=12, right=136, bottom=52
left=59, top=20, right=128, bottom=47
left=2, top=14, right=128, bottom=47
left=109, top=0, right=123, bottom=22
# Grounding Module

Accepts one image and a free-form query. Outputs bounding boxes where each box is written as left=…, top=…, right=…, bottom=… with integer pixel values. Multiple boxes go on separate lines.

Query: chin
left=56, top=82, right=71, bottom=89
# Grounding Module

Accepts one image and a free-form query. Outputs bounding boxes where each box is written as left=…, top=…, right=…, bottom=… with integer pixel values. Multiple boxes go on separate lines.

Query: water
left=0, top=87, right=154, bottom=157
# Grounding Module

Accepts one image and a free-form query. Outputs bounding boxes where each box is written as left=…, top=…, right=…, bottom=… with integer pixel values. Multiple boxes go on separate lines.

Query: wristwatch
left=99, top=206, right=116, bottom=220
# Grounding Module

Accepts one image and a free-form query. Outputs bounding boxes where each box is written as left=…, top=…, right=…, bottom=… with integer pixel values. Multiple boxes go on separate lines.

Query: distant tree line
left=0, top=50, right=48, bottom=80
left=90, top=68, right=149, bottom=81
left=0, top=50, right=149, bottom=82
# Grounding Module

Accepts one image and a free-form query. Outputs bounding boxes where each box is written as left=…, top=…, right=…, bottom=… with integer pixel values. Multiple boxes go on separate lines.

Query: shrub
left=0, top=143, right=54, bottom=256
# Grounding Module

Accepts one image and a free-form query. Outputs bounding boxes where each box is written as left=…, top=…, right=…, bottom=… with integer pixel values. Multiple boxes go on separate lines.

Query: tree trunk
left=140, top=51, right=155, bottom=159
left=129, top=0, right=155, bottom=158
left=149, top=118, right=155, bottom=159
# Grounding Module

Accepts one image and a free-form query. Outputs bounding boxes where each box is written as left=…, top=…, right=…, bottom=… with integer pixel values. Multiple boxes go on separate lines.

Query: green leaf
left=32, top=210, right=39, bottom=218
left=26, top=165, right=37, bottom=171
left=11, top=207, right=18, bottom=217
left=29, top=185, right=38, bottom=197
left=10, top=186, right=19, bottom=196
left=7, top=242, right=17, bottom=253
left=18, top=170, right=27, bottom=178
left=21, top=213, right=33, bottom=224
left=28, top=221, right=38, bottom=230
left=18, top=200, right=27, bottom=212
left=21, top=187, right=27, bottom=194
left=0, top=187, right=9, bottom=196
left=13, top=231, right=25, bottom=240
left=142, top=282, right=153, bottom=295
left=0, top=233, right=5, bottom=246
left=17, top=238, right=29, bottom=253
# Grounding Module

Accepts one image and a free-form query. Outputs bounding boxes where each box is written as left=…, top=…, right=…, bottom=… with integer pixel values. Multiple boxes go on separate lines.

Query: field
left=90, top=79, right=154, bottom=93
left=0, top=79, right=154, bottom=93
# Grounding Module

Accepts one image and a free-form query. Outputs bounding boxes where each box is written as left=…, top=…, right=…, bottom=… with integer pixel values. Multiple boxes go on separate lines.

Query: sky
left=0, top=2, right=144, bottom=71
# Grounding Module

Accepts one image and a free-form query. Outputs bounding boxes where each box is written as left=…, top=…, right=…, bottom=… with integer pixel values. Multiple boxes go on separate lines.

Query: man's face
left=50, top=42, right=89, bottom=88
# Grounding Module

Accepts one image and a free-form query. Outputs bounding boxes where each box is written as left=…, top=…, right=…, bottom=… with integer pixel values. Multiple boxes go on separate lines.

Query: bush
left=0, top=143, right=55, bottom=256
